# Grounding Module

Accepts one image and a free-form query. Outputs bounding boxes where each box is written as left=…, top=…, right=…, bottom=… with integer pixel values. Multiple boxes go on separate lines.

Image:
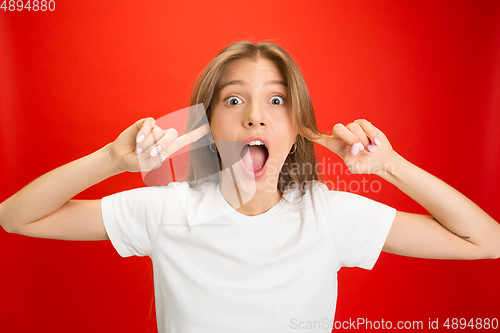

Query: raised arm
left=0, top=117, right=208, bottom=241
left=378, top=151, right=500, bottom=259
left=302, top=120, right=500, bottom=260
left=0, top=143, right=121, bottom=239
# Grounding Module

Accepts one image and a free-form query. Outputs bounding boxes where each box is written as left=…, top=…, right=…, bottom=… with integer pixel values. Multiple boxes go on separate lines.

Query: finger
left=331, top=123, right=364, bottom=156
left=345, top=122, right=370, bottom=151
left=136, top=124, right=164, bottom=155
left=301, top=124, right=360, bottom=156
left=353, top=119, right=382, bottom=150
left=163, top=123, right=211, bottom=157
left=135, top=117, right=156, bottom=144
left=182, top=123, right=211, bottom=145
left=149, top=128, right=179, bottom=161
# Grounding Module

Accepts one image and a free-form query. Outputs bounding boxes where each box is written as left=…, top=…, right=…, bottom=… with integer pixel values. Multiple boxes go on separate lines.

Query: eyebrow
left=219, top=80, right=287, bottom=91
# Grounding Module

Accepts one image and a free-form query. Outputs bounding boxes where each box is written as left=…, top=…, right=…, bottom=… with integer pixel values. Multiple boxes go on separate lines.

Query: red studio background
left=1, top=1, right=499, bottom=332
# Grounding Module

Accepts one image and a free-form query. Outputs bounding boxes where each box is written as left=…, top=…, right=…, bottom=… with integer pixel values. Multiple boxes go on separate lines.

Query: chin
left=253, top=175, right=279, bottom=196
left=219, top=142, right=286, bottom=200
left=221, top=164, right=280, bottom=203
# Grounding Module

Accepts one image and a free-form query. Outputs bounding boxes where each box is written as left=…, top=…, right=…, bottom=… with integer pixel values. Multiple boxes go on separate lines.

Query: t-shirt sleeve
left=100, top=184, right=180, bottom=257
left=326, top=190, right=397, bottom=270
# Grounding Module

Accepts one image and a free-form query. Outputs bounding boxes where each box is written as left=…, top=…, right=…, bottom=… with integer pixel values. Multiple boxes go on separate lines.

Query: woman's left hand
left=302, top=119, right=394, bottom=175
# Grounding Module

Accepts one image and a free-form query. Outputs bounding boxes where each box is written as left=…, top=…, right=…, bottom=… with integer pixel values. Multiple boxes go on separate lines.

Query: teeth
left=247, top=140, right=264, bottom=146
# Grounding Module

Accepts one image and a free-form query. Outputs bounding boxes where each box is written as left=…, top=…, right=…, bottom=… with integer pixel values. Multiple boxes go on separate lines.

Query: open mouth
left=239, top=140, right=270, bottom=177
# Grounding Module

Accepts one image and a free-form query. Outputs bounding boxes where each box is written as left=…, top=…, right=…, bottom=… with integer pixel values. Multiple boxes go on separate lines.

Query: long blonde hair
left=148, top=40, right=328, bottom=322
left=185, top=40, right=326, bottom=197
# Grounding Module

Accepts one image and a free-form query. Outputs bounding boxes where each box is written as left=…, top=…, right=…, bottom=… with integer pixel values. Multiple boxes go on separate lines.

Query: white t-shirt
left=101, top=180, right=396, bottom=333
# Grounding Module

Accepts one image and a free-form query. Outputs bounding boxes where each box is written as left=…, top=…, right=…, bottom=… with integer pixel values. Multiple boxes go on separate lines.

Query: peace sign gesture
left=302, top=119, right=394, bottom=175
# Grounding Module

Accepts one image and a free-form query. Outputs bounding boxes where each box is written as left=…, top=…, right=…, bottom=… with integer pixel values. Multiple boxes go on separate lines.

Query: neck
left=219, top=174, right=281, bottom=216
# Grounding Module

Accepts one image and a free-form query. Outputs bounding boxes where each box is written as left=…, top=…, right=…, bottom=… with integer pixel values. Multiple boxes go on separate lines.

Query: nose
left=243, top=103, right=266, bottom=128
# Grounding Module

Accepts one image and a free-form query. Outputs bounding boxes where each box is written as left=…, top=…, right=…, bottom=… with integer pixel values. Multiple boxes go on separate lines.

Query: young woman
left=1, top=40, right=499, bottom=333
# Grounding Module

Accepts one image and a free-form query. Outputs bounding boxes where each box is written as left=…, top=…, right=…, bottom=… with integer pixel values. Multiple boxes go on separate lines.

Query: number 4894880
left=1, top=0, right=55, bottom=11
left=443, top=318, right=498, bottom=330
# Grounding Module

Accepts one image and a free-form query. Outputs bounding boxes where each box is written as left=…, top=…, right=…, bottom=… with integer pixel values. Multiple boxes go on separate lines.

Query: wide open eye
left=225, top=96, right=243, bottom=106
left=270, top=95, right=285, bottom=105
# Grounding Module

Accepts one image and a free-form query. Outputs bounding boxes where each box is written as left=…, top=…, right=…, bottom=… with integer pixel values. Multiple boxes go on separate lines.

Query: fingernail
left=136, top=134, right=144, bottom=144
left=350, top=142, right=360, bottom=156
left=358, top=142, right=364, bottom=151
left=374, top=138, right=381, bottom=146
left=135, top=147, right=143, bottom=154
left=367, top=144, right=375, bottom=153
left=157, top=155, right=166, bottom=163
left=150, top=145, right=162, bottom=157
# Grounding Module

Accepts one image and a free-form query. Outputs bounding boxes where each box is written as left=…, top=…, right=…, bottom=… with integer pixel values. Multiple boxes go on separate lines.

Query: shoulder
left=281, top=180, right=331, bottom=212
left=283, top=180, right=388, bottom=211
left=304, top=180, right=379, bottom=202
left=102, top=181, right=219, bottom=219
left=104, top=182, right=208, bottom=205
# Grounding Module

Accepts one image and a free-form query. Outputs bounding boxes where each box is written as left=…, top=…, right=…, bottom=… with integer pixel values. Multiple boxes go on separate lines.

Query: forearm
left=377, top=151, right=500, bottom=252
left=0, top=143, right=122, bottom=231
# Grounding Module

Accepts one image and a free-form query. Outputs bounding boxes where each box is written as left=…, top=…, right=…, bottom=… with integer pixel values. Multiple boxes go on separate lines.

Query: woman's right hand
left=107, top=117, right=210, bottom=173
